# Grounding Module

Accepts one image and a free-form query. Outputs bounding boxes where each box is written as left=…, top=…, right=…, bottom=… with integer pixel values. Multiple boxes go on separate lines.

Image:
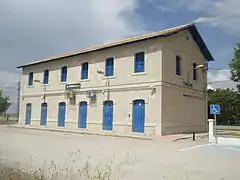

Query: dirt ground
left=0, top=126, right=239, bottom=180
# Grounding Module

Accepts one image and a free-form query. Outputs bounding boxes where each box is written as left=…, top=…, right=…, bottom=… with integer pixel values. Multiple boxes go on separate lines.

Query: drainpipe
left=97, top=70, right=110, bottom=101
left=203, top=64, right=208, bottom=133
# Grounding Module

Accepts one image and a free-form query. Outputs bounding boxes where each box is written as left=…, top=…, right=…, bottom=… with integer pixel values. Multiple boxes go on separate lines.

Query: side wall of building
left=161, top=30, right=207, bottom=135
left=19, top=38, right=163, bottom=138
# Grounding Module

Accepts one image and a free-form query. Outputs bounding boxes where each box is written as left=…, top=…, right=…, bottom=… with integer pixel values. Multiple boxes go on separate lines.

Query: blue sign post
left=210, top=104, right=221, bottom=142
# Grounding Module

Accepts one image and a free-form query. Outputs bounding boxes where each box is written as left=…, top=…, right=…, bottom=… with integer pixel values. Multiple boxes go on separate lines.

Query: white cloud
left=0, top=0, right=145, bottom=113
left=169, top=0, right=240, bottom=35
left=194, top=17, right=219, bottom=26
left=0, top=70, right=19, bottom=89
left=146, top=0, right=173, bottom=12
left=207, top=69, right=238, bottom=90
left=156, top=6, right=173, bottom=12
left=0, top=70, right=19, bottom=114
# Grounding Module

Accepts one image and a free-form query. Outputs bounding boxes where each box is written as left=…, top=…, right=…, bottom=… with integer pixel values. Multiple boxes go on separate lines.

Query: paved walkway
left=7, top=124, right=208, bottom=141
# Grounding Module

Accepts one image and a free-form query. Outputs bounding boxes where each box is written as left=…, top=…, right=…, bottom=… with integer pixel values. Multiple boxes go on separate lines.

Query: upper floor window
left=135, top=52, right=145, bottom=73
left=43, top=69, right=49, bottom=84
left=176, top=56, right=181, bottom=76
left=105, top=57, right=114, bottom=76
left=81, top=62, right=88, bottom=80
left=193, top=63, right=197, bottom=81
left=61, top=66, right=67, bottom=82
left=28, top=72, right=33, bottom=86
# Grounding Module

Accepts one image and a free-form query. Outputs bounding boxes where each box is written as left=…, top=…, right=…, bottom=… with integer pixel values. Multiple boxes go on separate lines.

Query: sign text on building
left=65, top=83, right=81, bottom=90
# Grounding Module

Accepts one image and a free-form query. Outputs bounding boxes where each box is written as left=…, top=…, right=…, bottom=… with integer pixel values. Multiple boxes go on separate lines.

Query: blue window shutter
left=61, top=66, right=67, bottom=82
left=103, top=100, right=113, bottom=131
left=135, top=52, right=145, bottom=73
left=176, top=56, right=181, bottom=76
left=193, top=63, right=197, bottom=80
left=28, top=72, right=33, bottom=86
left=81, top=62, right=88, bottom=79
left=43, top=70, right=49, bottom=84
left=106, top=58, right=114, bottom=76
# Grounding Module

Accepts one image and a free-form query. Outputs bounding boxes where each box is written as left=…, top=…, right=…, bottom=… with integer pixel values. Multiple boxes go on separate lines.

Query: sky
left=0, top=0, right=239, bottom=113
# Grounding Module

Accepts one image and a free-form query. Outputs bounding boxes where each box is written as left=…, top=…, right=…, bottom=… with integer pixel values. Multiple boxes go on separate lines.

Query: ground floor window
left=132, top=99, right=145, bottom=133
left=103, top=100, right=113, bottom=131
left=25, top=103, right=32, bottom=125
left=78, top=101, right=88, bottom=128
left=58, top=102, right=66, bottom=127
left=40, top=103, right=47, bottom=126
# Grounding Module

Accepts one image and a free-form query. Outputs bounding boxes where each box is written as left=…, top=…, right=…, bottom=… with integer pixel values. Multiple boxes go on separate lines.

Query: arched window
left=105, top=57, right=114, bottom=76
left=79, top=101, right=88, bottom=128
left=193, top=63, right=197, bottom=81
left=61, top=66, right=67, bottom=82
left=81, top=62, right=89, bottom=79
left=40, top=103, right=47, bottom=126
left=135, top=52, right=145, bottom=73
left=25, top=103, right=32, bottom=125
left=132, top=99, right=145, bottom=133
left=176, top=56, right=181, bottom=76
left=43, top=69, right=49, bottom=84
left=58, top=102, right=66, bottom=127
left=103, top=101, right=114, bottom=131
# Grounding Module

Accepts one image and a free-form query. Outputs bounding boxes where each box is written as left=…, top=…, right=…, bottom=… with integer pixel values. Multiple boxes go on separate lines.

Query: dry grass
left=0, top=149, right=140, bottom=180
left=0, top=150, right=227, bottom=180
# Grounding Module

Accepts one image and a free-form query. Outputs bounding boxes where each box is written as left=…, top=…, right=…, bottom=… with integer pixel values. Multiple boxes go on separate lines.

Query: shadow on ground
left=0, top=119, right=18, bottom=125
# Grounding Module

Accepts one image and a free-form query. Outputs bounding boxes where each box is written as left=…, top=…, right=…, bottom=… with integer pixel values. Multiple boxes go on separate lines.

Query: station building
left=17, top=23, right=213, bottom=138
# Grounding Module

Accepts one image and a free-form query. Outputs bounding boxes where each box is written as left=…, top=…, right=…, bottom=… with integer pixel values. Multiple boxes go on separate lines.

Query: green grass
left=0, top=114, right=18, bottom=118
left=217, top=125, right=240, bottom=131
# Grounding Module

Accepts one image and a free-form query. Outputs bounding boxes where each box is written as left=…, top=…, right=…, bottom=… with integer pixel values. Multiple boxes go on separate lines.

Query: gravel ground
left=0, top=126, right=239, bottom=180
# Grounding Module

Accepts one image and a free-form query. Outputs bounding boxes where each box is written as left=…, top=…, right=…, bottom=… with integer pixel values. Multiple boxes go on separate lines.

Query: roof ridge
left=18, top=22, right=214, bottom=68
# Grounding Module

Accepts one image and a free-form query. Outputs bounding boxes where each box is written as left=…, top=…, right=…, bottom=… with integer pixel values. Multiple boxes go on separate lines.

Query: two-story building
left=17, top=23, right=213, bottom=138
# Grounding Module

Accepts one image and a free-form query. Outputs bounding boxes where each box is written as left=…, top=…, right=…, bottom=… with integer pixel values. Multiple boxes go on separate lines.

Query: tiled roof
left=17, top=23, right=213, bottom=68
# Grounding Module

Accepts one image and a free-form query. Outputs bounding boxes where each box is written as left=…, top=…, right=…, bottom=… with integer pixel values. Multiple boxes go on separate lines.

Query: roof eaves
left=188, top=25, right=214, bottom=61
left=17, top=23, right=213, bottom=68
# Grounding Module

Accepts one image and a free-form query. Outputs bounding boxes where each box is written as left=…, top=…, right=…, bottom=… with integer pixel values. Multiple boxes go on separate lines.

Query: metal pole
left=187, top=70, right=190, bottom=85
left=17, top=81, right=21, bottom=118
left=214, top=114, right=217, bottom=143
left=203, top=66, right=208, bottom=133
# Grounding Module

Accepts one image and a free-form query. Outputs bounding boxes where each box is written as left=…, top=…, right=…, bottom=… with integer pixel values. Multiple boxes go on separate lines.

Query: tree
left=0, top=90, right=11, bottom=114
left=229, top=44, right=240, bottom=91
left=208, top=89, right=240, bottom=125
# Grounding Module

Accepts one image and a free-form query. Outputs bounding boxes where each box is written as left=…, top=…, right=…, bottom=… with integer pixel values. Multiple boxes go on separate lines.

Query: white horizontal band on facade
left=22, top=80, right=205, bottom=98
left=22, top=81, right=162, bottom=97
left=29, top=119, right=156, bottom=127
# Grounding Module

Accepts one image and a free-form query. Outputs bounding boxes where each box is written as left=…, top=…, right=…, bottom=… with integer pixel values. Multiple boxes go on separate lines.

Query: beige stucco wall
left=161, top=30, right=207, bottom=135
left=19, top=29, right=208, bottom=137
left=19, top=38, right=163, bottom=138
left=161, top=85, right=206, bottom=135
left=21, top=38, right=163, bottom=95
left=20, top=87, right=161, bottom=138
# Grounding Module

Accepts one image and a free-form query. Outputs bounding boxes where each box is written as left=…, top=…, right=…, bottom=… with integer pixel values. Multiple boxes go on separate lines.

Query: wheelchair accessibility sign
left=210, top=104, right=221, bottom=115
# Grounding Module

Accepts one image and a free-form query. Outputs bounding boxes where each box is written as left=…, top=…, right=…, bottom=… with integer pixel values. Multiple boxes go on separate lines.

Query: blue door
left=40, top=103, right=47, bottom=126
left=103, top=101, right=113, bottom=131
left=25, top=103, right=32, bottom=125
left=133, top=100, right=145, bottom=133
left=79, top=102, right=87, bottom=128
left=58, top=102, right=66, bottom=127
